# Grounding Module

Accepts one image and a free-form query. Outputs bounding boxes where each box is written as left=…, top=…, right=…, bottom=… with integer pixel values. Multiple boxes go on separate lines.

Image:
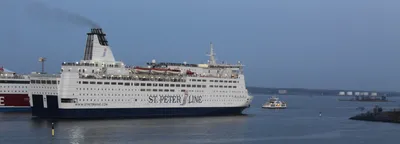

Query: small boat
left=151, top=68, right=167, bottom=74
left=262, top=96, right=287, bottom=109
left=133, top=66, right=151, bottom=73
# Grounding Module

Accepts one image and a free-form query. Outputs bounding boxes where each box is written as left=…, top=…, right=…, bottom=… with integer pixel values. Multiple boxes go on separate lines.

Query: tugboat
left=262, top=96, right=287, bottom=109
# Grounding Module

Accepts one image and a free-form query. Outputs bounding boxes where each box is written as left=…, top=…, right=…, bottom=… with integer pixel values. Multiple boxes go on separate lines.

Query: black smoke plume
left=25, top=1, right=100, bottom=28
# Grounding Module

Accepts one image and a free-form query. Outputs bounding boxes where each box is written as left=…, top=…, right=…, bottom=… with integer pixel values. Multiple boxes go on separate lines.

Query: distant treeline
left=246, top=86, right=400, bottom=97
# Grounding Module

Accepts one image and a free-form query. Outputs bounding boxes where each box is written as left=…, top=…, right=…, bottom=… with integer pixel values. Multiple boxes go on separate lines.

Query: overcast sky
left=1, top=0, right=399, bottom=91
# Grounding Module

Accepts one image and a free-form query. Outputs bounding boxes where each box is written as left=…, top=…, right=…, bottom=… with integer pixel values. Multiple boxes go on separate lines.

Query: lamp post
left=38, top=57, right=46, bottom=73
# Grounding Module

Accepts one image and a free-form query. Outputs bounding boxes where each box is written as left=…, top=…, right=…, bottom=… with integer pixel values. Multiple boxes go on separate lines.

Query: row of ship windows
left=210, top=85, right=237, bottom=88
left=0, top=80, right=29, bottom=84
left=30, top=80, right=59, bottom=85
left=61, top=98, right=246, bottom=103
left=76, top=88, right=245, bottom=94
left=32, top=86, right=57, bottom=89
left=213, top=90, right=245, bottom=93
left=32, top=92, right=58, bottom=95
left=76, top=89, right=178, bottom=93
left=0, top=90, right=28, bottom=93
left=0, top=86, right=28, bottom=89
left=32, top=92, right=247, bottom=98
left=77, top=88, right=208, bottom=93
left=189, top=79, right=239, bottom=83
left=62, top=98, right=141, bottom=103
left=25, top=79, right=240, bottom=85
left=61, top=63, right=121, bottom=68
left=79, top=81, right=238, bottom=89
left=75, top=93, right=247, bottom=97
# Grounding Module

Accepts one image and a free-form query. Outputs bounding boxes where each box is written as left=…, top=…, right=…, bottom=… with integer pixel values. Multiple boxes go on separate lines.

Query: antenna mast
left=208, top=42, right=216, bottom=65
left=38, top=57, right=46, bottom=73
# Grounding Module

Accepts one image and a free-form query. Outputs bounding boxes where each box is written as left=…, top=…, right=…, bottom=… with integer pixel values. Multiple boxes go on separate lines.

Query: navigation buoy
left=51, top=122, right=55, bottom=136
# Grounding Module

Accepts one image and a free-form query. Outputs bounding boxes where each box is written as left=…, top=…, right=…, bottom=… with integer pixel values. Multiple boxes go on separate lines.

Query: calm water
left=1, top=94, right=399, bottom=144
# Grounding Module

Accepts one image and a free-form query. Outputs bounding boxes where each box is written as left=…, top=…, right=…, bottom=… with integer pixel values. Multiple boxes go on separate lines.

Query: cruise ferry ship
left=0, top=67, right=31, bottom=112
left=30, top=28, right=253, bottom=119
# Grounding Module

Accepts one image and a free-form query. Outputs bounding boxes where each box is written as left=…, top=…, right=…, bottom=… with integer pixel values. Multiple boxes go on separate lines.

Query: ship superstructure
left=30, top=28, right=253, bottom=118
left=0, top=67, right=30, bottom=111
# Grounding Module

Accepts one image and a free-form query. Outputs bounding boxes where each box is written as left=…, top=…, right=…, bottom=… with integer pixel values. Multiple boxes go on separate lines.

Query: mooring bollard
left=51, top=122, right=55, bottom=136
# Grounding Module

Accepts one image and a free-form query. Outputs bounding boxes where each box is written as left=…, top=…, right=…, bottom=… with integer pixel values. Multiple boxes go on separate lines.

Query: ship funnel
left=83, top=28, right=115, bottom=62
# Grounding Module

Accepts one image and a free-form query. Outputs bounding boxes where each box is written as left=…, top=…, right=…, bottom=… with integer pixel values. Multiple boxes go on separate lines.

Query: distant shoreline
left=247, top=86, right=400, bottom=97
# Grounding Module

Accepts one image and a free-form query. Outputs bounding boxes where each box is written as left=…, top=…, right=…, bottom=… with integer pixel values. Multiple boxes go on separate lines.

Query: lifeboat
left=151, top=68, right=167, bottom=74
left=133, top=66, right=151, bottom=73
left=167, top=69, right=181, bottom=75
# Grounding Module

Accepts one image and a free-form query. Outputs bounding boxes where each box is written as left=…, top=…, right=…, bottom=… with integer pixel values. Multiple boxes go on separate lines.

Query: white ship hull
left=31, top=97, right=249, bottom=118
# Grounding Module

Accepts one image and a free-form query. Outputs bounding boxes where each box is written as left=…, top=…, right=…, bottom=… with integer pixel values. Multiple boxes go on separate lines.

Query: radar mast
left=207, top=42, right=216, bottom=65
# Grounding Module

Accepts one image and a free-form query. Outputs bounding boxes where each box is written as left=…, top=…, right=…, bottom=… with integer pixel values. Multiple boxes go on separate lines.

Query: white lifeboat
left=167, top=69, right=181, bottom=75
left=151, top=68, right=167, bottom=74
left=133, top=66, right=151, bottom=73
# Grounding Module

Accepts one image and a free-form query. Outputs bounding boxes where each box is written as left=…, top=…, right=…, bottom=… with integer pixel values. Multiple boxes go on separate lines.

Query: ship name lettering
left=148, top=96, right=182, bottom=104
left=0, top=96, right=4, bottom=106
left=148, top=95, right=202, bottom=104
left=159, top=96, right=181, bottom=103
left=188, top=96, right=202, bottom=104
left=148, top=96, right=158, bottom=103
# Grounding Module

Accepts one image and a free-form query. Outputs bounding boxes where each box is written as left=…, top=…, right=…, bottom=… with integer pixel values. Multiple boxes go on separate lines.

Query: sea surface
left=0, top=94, right=399, bottom=144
